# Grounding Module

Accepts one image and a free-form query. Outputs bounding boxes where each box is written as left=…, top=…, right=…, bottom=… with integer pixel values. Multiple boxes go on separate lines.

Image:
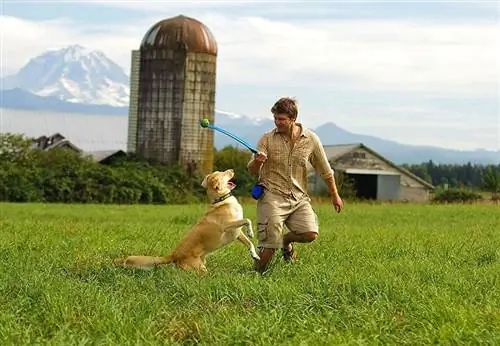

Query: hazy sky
left=1, top=0, right=499, bottom=151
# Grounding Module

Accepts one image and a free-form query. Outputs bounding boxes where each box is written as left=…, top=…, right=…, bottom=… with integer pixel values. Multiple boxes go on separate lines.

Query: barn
left=309, top=143, right=435, bottom=202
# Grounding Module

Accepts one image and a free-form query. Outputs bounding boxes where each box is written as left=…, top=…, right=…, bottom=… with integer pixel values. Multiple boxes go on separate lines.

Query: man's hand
left=254, top=151, right=267, bottom=164
left=248, top=151, right=267, bottom=176
left=331, top=193, right=343, bottom=213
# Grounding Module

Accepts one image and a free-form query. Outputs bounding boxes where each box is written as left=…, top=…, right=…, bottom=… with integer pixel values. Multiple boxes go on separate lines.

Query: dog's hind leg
left=177, top=257, right=207, bottom=274
left=237, top=232, right=260, bottom=261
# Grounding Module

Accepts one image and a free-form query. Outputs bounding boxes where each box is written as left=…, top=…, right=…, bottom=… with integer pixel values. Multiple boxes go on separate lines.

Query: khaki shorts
left=256, top=190, right=319, bottom=249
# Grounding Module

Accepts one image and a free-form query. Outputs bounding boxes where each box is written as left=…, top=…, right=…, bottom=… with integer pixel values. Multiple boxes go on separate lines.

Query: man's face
left=274, top=113, right=295, bottom=133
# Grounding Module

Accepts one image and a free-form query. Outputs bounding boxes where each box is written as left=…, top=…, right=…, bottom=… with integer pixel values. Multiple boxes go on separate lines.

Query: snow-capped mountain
left=1, top=44, right=130, bottom=107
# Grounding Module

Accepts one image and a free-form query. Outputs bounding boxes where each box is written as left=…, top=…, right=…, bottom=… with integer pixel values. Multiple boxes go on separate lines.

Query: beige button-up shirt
left=248, top=123, right=334, bottom=199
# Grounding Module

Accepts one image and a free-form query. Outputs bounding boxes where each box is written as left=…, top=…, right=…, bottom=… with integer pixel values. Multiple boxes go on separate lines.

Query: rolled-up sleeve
left=309, top=133, right=334, bottom=181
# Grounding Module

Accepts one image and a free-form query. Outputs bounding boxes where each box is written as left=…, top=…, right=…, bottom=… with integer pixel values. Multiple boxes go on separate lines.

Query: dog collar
left=212, top=192, right=233, bottom=204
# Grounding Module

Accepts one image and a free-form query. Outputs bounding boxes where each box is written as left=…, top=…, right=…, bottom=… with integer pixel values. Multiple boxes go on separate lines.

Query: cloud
left=207, top=14, right=497, bottom=95
left=1, top=11, right=496, bottom=97
left=52, top=0, right=500, bottom=20
left=60, top=0, right=283, bottom=13
left=0, top=15, right=152, bottom=76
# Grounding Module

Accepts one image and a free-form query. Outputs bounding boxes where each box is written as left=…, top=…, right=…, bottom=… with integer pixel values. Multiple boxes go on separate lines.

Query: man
left=247, top=97, right=343, bottom=273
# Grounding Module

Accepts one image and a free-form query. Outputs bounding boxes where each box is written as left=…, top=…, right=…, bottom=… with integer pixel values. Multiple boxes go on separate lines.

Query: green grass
left=1, top=201, right=499, bottom=345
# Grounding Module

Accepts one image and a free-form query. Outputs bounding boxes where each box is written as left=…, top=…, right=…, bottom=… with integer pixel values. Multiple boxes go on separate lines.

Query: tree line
left=1, top=133, right=498, bottom=204
left=0, top=133, right=265, bottom=204
left=401, top=160, right=500, bottom=192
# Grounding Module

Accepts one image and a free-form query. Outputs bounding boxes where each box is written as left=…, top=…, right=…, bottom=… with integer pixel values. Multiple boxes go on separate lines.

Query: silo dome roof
left=140, top=15, right=218, bottom=56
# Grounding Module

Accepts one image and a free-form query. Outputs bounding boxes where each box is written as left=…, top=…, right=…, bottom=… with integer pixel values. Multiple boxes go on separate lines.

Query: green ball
left=200, top=118, right=210, bottom=128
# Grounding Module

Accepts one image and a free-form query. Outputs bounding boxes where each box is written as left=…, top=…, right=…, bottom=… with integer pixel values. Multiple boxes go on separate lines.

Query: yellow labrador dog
left=114, top=169, right=260, bottom=273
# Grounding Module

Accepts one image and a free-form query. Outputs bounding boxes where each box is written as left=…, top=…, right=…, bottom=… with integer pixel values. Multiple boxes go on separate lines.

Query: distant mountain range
left=1, top=45, right=498, bottom=165
left=211, top=111, right=500, bottom=165
left=1, top=45, right=129, bottom=107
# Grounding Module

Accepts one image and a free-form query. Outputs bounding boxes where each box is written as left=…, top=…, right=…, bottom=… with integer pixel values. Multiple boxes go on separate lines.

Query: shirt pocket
left=291, top=142, right=312, bottom=167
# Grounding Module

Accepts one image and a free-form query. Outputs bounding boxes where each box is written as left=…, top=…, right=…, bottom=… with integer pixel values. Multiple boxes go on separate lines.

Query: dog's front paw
left=245, top=219, right=254, bottom=238
left=250, top=249, right=260, bottom=261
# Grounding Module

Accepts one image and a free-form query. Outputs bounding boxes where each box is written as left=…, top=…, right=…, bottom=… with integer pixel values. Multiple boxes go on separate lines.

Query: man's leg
left=254, top=247, right=275, bottom=272
left=283, top=231, right=318, bottom=249
left=254, top=193, right=287, bottom=273
left=283, top=199, right=320, bottom=261
left=254, top=214, right=285, bottom=273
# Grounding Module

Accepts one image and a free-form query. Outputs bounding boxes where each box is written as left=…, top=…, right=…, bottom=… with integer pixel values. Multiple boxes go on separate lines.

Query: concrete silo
left=126, top=14, right=218, bottom=176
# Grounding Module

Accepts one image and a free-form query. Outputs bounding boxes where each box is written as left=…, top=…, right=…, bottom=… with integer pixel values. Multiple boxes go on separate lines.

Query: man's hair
left=271, top=97, right=298, bottom=118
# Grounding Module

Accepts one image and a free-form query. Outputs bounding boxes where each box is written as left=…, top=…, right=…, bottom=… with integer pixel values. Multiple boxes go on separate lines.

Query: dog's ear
left=201, top=174, right=210, bottom=188
left=210, top=176, right=223, bottom=192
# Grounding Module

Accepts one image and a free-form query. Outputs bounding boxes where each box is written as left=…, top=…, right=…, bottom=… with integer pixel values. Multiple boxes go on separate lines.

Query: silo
left=128, top=14, right=218, bottom=176
left=126, top=49, right=140, bottom=154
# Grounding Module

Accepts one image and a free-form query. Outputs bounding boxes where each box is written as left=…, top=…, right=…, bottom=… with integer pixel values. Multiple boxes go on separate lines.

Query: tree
left=482, top=167, right=500, bottom=201
left=0, top=132, right=35, bottom=164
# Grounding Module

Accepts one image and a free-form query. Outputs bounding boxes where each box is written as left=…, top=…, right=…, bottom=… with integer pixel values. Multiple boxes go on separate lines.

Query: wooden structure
left=32, top=133, right=128, bottom=165
left=309, top=143, right=435, bottom=202
left=127, top=14, right=218, bottom=176
left=31, top=133, right=82, bottom=153
left=85, top=150, right=127, bottom=165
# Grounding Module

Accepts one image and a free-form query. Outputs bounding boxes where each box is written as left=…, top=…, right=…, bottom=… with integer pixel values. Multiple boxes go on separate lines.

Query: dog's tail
left=113, top=254, right=173, bottom=269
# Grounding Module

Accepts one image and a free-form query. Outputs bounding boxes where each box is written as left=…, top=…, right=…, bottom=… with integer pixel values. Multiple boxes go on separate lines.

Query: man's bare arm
left=310, top=134, right=340, bottom=196
left=247, top=135, right=268, bottom=177
left=323, top=175, right=339, bottom=196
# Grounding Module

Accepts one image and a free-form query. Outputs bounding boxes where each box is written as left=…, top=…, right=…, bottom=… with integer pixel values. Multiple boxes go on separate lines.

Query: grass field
left=1, top=201, right=499, bottom=345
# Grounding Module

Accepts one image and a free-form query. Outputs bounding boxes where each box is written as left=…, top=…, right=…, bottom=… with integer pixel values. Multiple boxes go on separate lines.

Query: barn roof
left=32, top=133, right=82, bottom=152
left=325, top=143, right=435, bottom=190
left=85, top=150, right=126, bottom=163
left=323, top=143, right=362, bottom=161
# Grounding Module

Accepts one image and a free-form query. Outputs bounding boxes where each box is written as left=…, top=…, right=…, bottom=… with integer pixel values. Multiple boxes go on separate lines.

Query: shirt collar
left=272, top=123, right=310, bottom=137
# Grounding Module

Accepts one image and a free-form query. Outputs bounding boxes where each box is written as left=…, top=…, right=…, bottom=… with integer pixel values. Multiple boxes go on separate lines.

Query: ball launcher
left=199, top=118, right=258, bottom=154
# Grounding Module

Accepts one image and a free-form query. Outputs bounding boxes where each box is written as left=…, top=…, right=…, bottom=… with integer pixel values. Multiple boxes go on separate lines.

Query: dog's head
left=201, top=169, right=236, bottom=197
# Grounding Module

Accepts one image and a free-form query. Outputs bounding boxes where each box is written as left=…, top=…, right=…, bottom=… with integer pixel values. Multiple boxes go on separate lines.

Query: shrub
left=0, top=133, right=206, bottom=205
left=481, top=167, right=500, bottom=202
left=431, top=188, right=483, bottom=204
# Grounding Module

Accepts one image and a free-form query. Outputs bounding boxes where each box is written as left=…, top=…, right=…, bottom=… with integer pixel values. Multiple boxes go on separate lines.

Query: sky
left=1, top=0, right=499, bottom=151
